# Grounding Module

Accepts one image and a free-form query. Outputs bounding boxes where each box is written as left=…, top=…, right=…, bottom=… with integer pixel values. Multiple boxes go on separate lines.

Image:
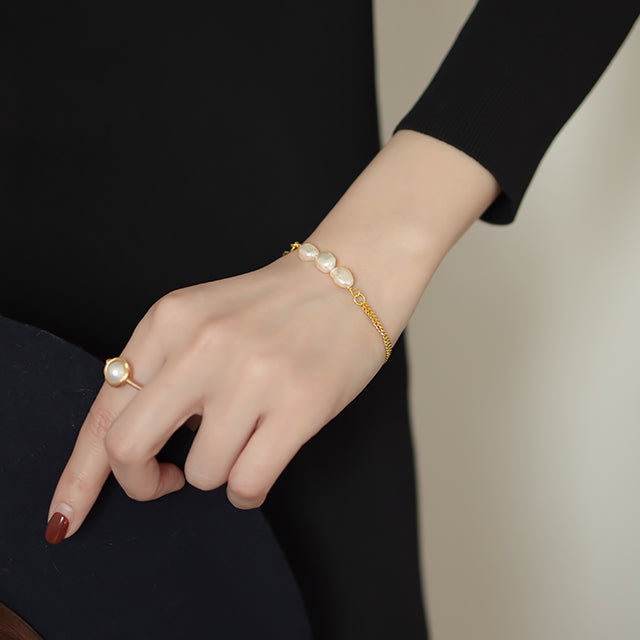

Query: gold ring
left=103, top=357, right=143, bottom=390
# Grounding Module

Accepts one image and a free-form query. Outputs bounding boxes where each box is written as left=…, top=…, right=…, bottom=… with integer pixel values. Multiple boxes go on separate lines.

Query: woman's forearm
left=303, top=129, right=501, bottom=344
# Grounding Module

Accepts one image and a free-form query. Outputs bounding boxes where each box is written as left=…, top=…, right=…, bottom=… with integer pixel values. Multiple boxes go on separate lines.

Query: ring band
left=104, top=357, right=143, bottom=390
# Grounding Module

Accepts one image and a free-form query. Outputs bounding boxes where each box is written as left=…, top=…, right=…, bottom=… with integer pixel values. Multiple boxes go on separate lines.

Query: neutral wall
left=373, top=2, right=640, bottom=639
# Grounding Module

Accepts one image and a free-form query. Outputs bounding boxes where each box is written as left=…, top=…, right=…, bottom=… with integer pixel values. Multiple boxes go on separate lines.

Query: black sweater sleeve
left=392, top=1, right=639, bottom=225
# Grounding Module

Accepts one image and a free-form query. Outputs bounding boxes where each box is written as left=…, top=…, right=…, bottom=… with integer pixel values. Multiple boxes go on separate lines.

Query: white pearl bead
left=298, top=243, right=319, bottom=261
left=330, top=266, right=354, bottom=288
left=105, top=360, right=126, bottom=384
left=315, top=251, right=336, bottom=273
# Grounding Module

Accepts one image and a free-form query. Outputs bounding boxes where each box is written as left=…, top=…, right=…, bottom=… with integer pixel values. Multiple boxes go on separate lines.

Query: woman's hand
left=45, top=130, right=501, bottom=542
left=46, top=250, right=387, bottom=542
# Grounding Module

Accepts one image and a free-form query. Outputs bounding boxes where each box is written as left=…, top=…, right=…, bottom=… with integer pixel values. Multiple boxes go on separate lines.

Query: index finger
left=44, top=350, right=162, bottom=544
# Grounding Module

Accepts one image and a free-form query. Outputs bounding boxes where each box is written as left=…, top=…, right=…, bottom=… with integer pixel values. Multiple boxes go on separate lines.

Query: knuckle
left=66, top=469, right=93, bottom=496
left=122, top=485, right=152, bottom=501
left=86, top=404, right=119, bottom=441
left=242, top=351, right=276, bottom=382
left=184, top=464, right=223, bottom=492
left=227, top=474, right=265, bottom=509
left=147, top=291, right=186, bottom=331
left=104, top=432, right=139, bottom=466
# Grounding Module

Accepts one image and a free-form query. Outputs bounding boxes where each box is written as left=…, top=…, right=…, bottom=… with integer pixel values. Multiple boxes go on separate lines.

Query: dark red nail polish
left=45, top=512, right=69, bottom=544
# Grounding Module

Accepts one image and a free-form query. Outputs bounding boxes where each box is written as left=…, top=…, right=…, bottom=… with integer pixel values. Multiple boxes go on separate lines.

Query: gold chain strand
left=282, top=241, right=392, bottom=363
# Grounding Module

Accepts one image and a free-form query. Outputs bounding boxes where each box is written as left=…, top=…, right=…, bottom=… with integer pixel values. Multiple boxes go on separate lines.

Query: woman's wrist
left=299, top=129, right=501, bottom=345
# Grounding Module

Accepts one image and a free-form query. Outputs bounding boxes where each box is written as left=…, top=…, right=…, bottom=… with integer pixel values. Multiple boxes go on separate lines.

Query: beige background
left=373, top=2, right=640, bottom=639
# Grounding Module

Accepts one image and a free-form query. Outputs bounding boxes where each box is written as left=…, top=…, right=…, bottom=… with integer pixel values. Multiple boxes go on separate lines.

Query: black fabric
left=394, top=0, right=639, bottom=225
left=0, top=315, right=312, bottom=640
left=2, top=2, right=635, bottom=639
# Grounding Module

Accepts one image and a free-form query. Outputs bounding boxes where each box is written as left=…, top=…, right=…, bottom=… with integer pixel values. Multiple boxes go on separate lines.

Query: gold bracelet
left=283, top=241, right=392, bottom=363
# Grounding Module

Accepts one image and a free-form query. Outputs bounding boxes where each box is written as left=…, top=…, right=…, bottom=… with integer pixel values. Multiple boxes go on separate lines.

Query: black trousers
left=0, top=314, right=312, bottom=639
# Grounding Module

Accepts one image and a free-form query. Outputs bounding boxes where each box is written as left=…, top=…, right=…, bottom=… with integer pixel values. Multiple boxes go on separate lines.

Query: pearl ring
left=104, top=357, right=143, bottom=390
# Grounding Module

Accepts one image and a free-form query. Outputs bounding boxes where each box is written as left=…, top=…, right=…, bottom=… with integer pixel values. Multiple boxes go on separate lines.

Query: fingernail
left=45, top=503, right=73, bottom=545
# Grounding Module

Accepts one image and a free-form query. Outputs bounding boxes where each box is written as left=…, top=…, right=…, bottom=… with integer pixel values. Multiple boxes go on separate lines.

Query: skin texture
left=46, top=129, right=501, bottom=540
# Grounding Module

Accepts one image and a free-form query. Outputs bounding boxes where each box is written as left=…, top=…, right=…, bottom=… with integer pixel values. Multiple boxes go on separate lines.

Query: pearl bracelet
left=283, top=241, right=392, bottom=363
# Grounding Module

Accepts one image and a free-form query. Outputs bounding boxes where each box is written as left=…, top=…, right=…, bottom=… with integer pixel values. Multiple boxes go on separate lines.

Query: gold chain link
left=283, top=242, right=392, bottom=363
